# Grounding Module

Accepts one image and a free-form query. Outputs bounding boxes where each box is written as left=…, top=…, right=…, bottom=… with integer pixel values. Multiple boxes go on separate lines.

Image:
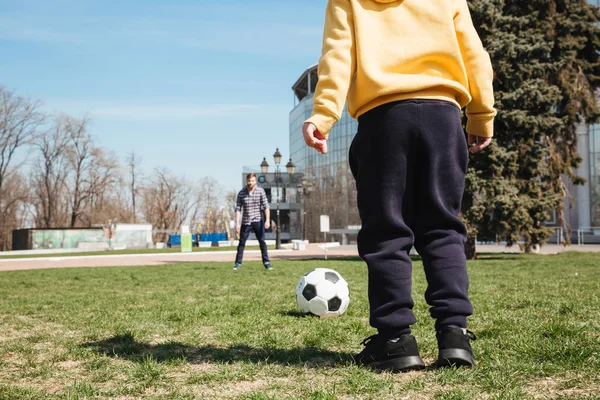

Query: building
left=585, top=0, right=600, bottom=236
left=12, top=225, right=153, bottom=250
left=564, top=122, right=600, bottom=239
left=289, top=65, right=361, bottom=243
left=561, top=0, right=600, bottom=240
left=589, top=123, right=600, bottom=231
left=289, top=61, right=600, bottom=243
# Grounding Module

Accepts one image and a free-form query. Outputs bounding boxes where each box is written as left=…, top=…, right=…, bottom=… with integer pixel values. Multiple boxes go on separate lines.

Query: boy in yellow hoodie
left=303, top=0, right=496, bottom=372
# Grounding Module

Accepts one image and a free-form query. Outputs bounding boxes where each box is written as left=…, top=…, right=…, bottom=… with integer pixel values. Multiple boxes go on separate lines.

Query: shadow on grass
left=82, top=332, right=350, bottom=368
left=158, top=261, right=228, bottom=266
left=163, top=254, right=522, bottom=264
left=279, top=309, right=309, bottom=318
left=472, top=253, right=524, bottom=261
left=302, top=255, right=422, bottom=262
left=294, top=253, right=529, bottom=263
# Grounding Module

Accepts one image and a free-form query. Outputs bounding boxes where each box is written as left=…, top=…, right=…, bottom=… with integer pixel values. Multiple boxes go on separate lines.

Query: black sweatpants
left=349, top=99, right=473, bottom=338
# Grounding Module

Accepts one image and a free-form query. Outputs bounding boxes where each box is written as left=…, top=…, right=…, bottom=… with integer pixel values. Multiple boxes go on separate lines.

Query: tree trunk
left=464, top=233, right=477, bottom=260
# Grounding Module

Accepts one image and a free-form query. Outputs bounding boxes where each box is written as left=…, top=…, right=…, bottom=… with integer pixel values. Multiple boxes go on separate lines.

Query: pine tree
left=463, top=0, right=600, bottom=257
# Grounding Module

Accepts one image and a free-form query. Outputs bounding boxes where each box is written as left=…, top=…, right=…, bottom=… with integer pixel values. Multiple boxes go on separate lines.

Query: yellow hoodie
left=306, top=0, right=496, bottom=138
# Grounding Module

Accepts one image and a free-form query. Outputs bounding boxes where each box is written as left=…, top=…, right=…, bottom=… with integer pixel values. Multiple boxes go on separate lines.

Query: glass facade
left=588, top=0, right=600, bottom=228
left=290, top=34, right=600, bottom=235
left=289, top=66, right=361, bottom=241
left=590, top=124, right=600, bottom=226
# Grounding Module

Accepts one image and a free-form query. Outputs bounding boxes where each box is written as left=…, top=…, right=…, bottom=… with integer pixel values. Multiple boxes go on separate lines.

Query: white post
left=320, top=215, right=330, bottom=260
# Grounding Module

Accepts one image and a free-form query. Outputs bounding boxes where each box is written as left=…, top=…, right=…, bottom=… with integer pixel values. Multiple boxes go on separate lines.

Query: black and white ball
left=296, top=268, right=350, bottom=318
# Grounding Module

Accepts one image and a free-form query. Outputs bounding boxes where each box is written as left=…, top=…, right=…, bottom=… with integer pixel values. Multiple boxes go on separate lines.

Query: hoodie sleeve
left=454, top=0, right=497, bottom=138
left=305, top=0, right=356, bottom=139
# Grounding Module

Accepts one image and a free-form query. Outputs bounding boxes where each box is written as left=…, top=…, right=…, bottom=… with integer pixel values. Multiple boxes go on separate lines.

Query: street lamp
left=260, top=157, right=269, bottom=174
left=273, top=148, right=282, bottom=249
left=261, top=149, right=295, bottom=250
left=299, top=177, right=313, bottom=241
left=286, top=158, right=295, bottom=175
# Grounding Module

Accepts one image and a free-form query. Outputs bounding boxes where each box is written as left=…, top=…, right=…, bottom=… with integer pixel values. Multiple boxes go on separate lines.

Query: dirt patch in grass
left=526, top=377, right=598, bottom=398
left=184, top=377, right=281, bottom=399
left=41, top=383, right=64, bottom=394
left=2, top=317, right=69, bottom=340
left=56, top=360, right=82, bottom=371
left=186, top=362, right=219, bottom=373
left=0, top=327, right=21, bottom=343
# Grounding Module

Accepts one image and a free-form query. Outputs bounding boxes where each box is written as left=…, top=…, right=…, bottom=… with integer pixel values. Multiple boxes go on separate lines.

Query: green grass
left=0, top=246, right=273, bottom=260
left=0, top=252, right=599, bottom=399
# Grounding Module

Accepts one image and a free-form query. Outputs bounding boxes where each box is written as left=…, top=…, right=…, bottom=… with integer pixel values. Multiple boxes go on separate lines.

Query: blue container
left=168, top=234, right=200, bottom=247
left=197, top=232, right=228, bottom=244
left=167, top=234, right=181, bottom=247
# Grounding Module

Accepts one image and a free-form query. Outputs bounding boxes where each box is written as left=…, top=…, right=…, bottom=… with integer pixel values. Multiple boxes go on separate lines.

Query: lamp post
left=299, top=177, right=313, bottom=242
left=260, top=149, right=295, bottom=250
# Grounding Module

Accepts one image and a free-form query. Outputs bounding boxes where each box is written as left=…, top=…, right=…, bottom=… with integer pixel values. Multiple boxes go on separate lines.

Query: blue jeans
left=235, top=221, right=270, bottom=264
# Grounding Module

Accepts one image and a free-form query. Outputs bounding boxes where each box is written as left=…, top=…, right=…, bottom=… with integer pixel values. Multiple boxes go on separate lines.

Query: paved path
left=1, top=243, right=599, bottom=272
left=0, top=244, right=357, bottom=272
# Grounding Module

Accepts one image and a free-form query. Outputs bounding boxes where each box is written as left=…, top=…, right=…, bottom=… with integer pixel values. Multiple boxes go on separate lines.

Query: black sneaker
left=233, top=263, right=241, bottom=271
left=434, top=327, right=476, bottom=367
left=352, top=334, right=425, bottom=372
left=264, top=262, right=272, bottom=270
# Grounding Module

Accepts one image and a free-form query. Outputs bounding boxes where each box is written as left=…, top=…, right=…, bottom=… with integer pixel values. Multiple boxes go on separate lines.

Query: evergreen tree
left=463, top=0, right=600, bottom=257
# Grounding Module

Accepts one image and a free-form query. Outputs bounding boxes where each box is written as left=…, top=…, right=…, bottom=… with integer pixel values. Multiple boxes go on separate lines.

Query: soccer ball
left=296, top=268, right=350, bottom=318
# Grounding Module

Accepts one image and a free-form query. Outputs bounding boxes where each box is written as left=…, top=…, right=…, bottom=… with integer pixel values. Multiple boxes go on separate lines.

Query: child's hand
left=303, top=122, right=328, bottom=154
left=468, top=134, right=492, bottom=153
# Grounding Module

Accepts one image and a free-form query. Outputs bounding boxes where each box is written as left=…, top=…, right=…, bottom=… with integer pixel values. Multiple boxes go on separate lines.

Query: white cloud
left=44, top=100, right=290, bottom=122
left=50, top=101, right=290, bottom=122
left=90, top=104, right=264, bottom=121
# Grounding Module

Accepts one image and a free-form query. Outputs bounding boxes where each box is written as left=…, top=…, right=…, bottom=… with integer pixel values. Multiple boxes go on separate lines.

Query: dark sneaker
left=264, top=262, right=272, bottom=270
left=434, top=327, right=476, bottom=367
left=352, top=334, right=425, bottom=372
left=233, top=263, right=241, bottom=271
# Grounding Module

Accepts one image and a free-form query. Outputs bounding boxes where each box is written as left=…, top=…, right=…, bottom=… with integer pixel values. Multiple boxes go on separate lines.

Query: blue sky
left=0, top=0, right=325, bottom=192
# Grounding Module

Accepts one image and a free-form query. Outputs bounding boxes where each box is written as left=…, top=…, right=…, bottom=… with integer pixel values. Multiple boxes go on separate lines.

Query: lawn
left=0, top=246, right=274, bottom=260
left=0, top=253, right=598, bottom=399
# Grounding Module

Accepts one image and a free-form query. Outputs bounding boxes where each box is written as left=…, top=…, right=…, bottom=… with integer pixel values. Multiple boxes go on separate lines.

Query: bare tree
left=113, top=175, right=135, bottom=223
left=64, top=116, right=92, bottom=228
left=126, top=150, right=142, bottom=223
left=0, top=87, right=44, bottom=249
left=196, top=206, right=232, bottom=237
left=75, top=147, right=119, bottom=226
left=189, top=177, right=235, bottom=236
left=195, top=177, right=222, bottom=231
left=225, top=189, right=238, bottom=239
left=0, top=172, right=30, bottom=250
left=0, top=87, right=44, bottom=193
left=141, top=168, right=196, bottom=242
left=31, top=115, right=72, bottom=228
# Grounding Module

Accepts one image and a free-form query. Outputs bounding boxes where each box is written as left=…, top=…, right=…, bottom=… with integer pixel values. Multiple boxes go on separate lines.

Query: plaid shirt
left=236, top=186, right=269, bottom=225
